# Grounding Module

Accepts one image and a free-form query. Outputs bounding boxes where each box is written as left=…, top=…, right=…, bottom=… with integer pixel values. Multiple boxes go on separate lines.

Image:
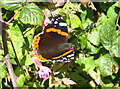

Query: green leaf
left=79, top=36, right=87, bottom=50
left=0, top=64, right=7, bottom=78
left=107, top=6, right=118, bottom=24
left=114, top=1, right=120, bottom=8
left=100, top=13, right=108, bottom=23
left=83, top=56, right=95, bottom=70
left=96, top=54, right=119, bottom=76
left=80, top=10, right=87, bottom=22
left=10, top=59, right=17, bottom=65
left=99, top=23, right=119, bottom=57
left=25, top=55, right=33, bottom=66
left=8, top=23, right=24, bottom=59
left=87, top=41, right=101, bottom=54
left=77, top=56, right=96, bottom=71
left=19, top=3, right=44, bottom=25
left=82, top=18, right=93, bottom=29
left=87, top=29, right=100, bottom=46
left=17, top=74, right=25, bottom=87
left=0, top=0, right=24, bottom=11
left=69, top=14, right=82, bottom=28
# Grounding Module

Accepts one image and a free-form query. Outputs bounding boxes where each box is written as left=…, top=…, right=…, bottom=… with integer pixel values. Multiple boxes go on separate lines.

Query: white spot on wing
left=59, top=22, right=67, bottom=26
left=54, top=21, right=58, bottom=24
left=67, top=54, right=74, bottom=58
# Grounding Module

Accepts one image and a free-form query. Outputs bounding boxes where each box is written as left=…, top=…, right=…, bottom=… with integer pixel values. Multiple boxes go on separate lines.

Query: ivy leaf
left=107, top=5, right=118, bottom=24
left=99, top=23, right=119, bottom=57
left=77, top=56, right=96, bottom=72
left=87, top=41, right=101, bottom=54
left=19, top=3, right=44, bottom=25
left=87, top=29, right=100, bottom=46
left=96, top=54, right=119, bottom=76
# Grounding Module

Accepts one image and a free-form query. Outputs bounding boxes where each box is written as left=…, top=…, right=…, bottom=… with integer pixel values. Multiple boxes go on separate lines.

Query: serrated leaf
left=87, top=29, right=100, bottom=46
left=17, top=74, right=25, bottom=87
left=0, top=0, right=24, bottom=11
left=19, top=3, right=44, bottom=25
left=96, top=54, right=119, bottom=76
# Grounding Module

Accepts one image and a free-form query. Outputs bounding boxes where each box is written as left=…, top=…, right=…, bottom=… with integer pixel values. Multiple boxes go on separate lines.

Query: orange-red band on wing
left=33, top=34, right=40, bottom=51
left=52, top=50, right=73, bottom=60
left=46, top=28, right=68, bottom=37
left=35, top=53, right=48, bottom=61
left=33, top=33, right=48, bottom=61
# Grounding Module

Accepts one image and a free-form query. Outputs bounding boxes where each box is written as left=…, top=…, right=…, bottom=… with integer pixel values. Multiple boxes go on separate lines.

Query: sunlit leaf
left=17, top=74, right=25, bottom=87
left=25, top=55, right=33, bottom=66
left=79, top=36, right=87, bottom=50
left=107, top=5, right=118, bottom=23
left=87, top=41, right=101, bottom=54
left=0, top=0, right=24, bottom=11
left=69, top=14, right=82, bottom=28
left=96, top=54, right=119, bottom=76
left=0, top=64, right=7, bottom=78
left=99, top=23, right=119, bottom=57
left=19, top=3, right=44, bottom=25
left=87, top=29, right=100, bottom=46
left=8, top=23, right=24, bottom=59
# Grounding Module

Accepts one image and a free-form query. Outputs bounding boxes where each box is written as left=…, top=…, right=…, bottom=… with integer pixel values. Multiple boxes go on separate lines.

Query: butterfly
left=32, top=14, right=74, bottom=62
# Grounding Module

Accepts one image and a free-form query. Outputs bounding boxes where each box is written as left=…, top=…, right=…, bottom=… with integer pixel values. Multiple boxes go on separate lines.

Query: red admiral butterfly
left=33, top=14, right=74, bottom=62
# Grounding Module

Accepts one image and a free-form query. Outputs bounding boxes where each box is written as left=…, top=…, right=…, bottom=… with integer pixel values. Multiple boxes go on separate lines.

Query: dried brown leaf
left=62, top=78, right=76, bottom=87
left=53, top=77, right=62, bottom=87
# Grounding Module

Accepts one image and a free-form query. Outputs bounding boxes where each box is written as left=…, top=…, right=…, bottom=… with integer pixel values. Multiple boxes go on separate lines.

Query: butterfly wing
left=33, top=14, right=74, bottom=62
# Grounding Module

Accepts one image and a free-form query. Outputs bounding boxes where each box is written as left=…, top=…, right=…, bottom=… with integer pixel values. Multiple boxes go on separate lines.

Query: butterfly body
left=33, top=14, right=74, bottom=62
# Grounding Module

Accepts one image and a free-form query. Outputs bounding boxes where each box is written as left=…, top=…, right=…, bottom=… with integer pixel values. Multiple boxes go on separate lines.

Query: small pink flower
left=42, top=17, right=51, bottom=28
left=33, top=59, right=52, bottom=79
left=55, top=0, right=65, bottom=7
left=95, top=78, right=101, bottom=85
left=38, top=66, right=52, bottom=79
left=42, top=10, right=51, bottom=28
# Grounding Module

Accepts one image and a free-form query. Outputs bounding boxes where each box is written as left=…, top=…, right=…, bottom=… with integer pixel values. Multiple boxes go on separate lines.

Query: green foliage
left=0, top=0, right=120, bottom=88
left=16, top=74, right=25, bottom=87
left=19, top=3, right=44, bottom=25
